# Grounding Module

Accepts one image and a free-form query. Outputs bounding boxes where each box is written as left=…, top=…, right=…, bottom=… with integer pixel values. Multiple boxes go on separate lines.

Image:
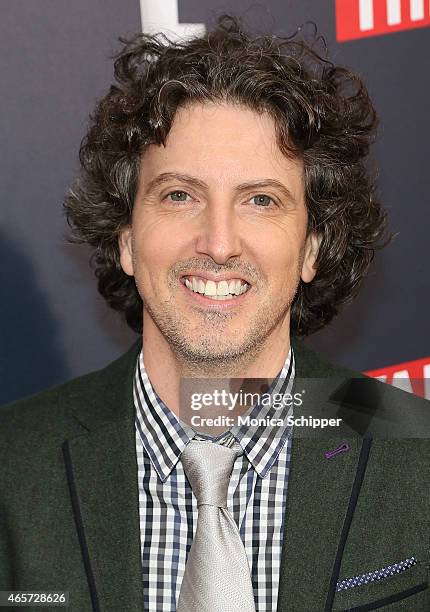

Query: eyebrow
left=143, top=172, right=296, bottom=203
left=144, top=173, right=207, bottom=195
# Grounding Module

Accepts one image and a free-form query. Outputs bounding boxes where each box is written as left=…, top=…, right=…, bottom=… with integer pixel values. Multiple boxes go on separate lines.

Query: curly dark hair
left=64, top=14, right=390, bottom=336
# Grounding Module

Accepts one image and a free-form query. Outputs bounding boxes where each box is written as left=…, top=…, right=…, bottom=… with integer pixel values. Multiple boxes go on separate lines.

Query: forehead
left=140, top=102, right=303, bottom=189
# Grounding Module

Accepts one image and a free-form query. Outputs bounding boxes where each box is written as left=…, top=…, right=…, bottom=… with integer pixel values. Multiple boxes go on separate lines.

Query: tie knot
left=181, top=440, right=240, bottom=507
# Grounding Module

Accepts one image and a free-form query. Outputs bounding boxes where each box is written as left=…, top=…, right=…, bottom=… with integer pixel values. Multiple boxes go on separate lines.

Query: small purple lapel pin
left=324, top=442, right=349, bottom=459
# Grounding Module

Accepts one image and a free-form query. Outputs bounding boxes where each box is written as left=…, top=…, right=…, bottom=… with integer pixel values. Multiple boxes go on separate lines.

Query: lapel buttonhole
left=324, top=442, right=349, bottom=459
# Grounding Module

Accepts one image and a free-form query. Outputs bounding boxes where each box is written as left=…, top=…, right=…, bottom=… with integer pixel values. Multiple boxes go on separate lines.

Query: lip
left=179, top=277, right=252, bottom=309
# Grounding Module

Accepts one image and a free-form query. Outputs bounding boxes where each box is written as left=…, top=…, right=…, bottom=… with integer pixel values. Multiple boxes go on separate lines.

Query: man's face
left=119, top=102, right=319, bottom=364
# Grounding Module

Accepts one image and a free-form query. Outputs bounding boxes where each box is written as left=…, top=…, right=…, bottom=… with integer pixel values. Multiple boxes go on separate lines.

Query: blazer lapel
left=277, top=338, right=373, bottom=611
left=62, top=340, right=144, bottom=612
left=276, top=435, right=371, bottom=611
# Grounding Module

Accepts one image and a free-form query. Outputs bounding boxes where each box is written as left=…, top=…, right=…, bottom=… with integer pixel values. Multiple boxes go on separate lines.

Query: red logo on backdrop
left=365, top=356, right=430, bottom=399
left=336, top=0, right=430, bottom=41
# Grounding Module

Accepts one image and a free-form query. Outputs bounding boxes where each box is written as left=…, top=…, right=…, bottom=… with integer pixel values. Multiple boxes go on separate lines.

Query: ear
left=118, top=226, right=134, bottom=276
left=301, top=231, right=321, bottom=283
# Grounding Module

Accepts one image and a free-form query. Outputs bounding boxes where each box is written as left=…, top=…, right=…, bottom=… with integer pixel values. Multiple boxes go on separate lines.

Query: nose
left=194, top=199, right=243, bottom=264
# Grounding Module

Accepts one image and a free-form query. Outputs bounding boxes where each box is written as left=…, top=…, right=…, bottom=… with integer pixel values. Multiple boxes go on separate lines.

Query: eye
left=250, top=194, right=275, bottom=207
left=165, top=190, right=191, bottom=202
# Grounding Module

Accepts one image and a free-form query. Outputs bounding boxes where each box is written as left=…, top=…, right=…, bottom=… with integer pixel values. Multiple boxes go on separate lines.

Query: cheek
left=132, top=216, right=190, bottom=288
left=249, top=225, right=303, bottom=284
left=133, top=211, right=173, bottom=261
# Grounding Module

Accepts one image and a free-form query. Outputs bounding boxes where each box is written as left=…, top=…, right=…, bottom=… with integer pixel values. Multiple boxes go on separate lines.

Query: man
left=1, top=15, right=429, bottom=612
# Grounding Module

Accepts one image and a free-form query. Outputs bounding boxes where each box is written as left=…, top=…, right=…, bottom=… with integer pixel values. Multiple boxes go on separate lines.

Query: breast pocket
left=332, top=561, right=428, bottom=611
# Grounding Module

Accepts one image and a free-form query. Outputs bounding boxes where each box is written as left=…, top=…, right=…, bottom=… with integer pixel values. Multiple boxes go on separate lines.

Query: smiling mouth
left=180, top=275, right=251, bottom=301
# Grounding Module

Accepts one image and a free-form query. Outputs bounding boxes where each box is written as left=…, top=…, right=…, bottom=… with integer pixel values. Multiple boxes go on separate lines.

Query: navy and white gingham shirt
left=134, top=347, right=295, bottom=611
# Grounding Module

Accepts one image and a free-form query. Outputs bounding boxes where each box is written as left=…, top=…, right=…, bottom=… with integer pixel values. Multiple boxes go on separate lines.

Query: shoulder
left=292, top=336, right=365, bottom=378
left=0, top=339, right=141, bottom=442
left=292, top=337, right=430, bottom=434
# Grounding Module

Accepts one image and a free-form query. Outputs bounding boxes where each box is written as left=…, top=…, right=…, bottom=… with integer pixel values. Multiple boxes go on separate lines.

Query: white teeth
left=204, top=280, right=217, bottom=296
left=183, top=276, right=249, bottom=298
left=217, top=280, right=229, bottom=296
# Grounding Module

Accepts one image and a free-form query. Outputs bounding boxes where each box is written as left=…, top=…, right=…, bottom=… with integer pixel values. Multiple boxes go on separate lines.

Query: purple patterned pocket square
left=336, top=556, right=417, bottom=592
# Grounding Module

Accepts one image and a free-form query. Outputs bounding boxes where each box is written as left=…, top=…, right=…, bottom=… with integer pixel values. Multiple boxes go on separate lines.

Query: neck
left=142, top=316, right=291, bottom=417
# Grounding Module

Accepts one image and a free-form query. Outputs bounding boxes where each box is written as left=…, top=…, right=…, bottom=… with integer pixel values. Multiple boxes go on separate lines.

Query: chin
left=174, top=335, right=259, bottom=364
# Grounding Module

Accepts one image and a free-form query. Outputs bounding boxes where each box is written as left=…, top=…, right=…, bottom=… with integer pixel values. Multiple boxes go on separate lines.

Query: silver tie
left=177, top=440, right=256, bottom=612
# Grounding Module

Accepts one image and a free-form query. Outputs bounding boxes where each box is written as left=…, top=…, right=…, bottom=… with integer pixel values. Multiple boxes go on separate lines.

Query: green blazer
left=0, top=339, right=429, bottom=611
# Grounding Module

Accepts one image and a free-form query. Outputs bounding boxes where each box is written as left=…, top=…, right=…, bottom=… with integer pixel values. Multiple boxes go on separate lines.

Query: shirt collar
left=134, top=347, right=295, bottom=481
left=230, top=352, right=295, bottom=477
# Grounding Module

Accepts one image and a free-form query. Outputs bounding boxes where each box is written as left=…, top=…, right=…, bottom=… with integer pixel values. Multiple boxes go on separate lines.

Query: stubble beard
left=142, top=282, right=298, bottom=377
